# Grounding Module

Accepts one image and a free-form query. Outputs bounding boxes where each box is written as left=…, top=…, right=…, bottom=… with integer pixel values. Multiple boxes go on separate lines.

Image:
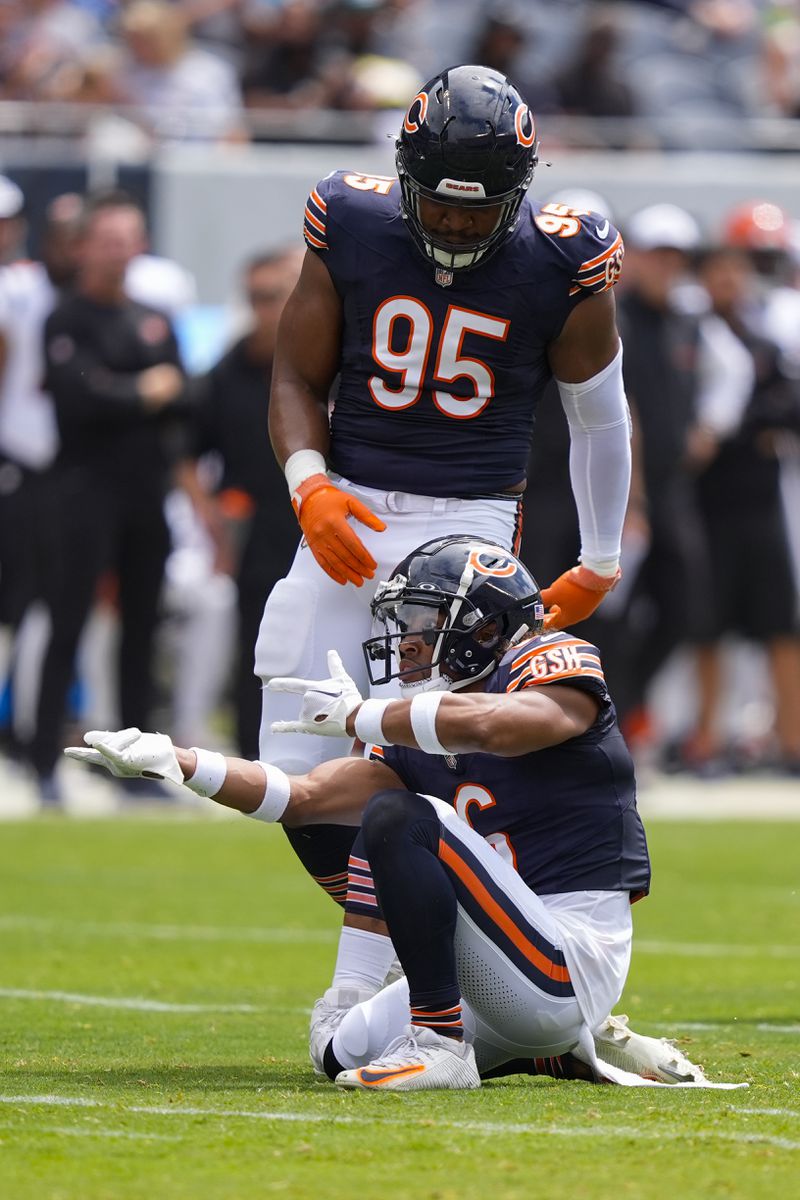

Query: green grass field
left=1, top=812, right=798, bottom=1199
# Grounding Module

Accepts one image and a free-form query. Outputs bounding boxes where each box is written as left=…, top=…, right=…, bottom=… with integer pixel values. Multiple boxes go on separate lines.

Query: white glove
left=64, top=728, right=184, bottom=786
left=268, top=649, right=362, bottom=737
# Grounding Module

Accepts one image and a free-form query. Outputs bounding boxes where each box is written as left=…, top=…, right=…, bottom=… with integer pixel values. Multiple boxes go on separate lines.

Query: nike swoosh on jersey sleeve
left=569, top=233, right=625, bottom=296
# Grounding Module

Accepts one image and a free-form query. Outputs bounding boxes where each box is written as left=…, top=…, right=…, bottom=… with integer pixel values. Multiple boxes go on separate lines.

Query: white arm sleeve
left=556, top=345, right=631, bottom=576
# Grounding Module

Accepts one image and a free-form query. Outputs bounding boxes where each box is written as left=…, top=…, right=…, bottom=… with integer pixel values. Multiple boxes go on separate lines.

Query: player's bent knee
left=361, top=789, right=438, bottom=857
left=254, top=577, right=318, bottom=680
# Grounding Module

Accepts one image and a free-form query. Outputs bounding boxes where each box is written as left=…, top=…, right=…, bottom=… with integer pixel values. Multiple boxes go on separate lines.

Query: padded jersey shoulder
left=303, top=169, right=402, bottom=254
left=523, top=199, right=625, bottom=297
left=493, top=628, right=609, bottom=702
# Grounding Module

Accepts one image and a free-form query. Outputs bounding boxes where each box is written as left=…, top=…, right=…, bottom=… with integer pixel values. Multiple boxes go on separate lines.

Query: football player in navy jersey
left=260, top=63, right=630, bottom=776
left=66, top=537, right=731, bottom=1093
left=257, top=66, right=632, bottom=982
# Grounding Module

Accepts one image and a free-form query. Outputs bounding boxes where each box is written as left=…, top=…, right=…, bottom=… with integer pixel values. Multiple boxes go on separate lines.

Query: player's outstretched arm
left=545, top=290, right=630, bottom=629
left=352, top=687, right=600, bottom=758
left=269, top=652, right=600, bottom=759
left=64, top=728, right=401, bottom=827
left=270, top=251, right=386, bottom=588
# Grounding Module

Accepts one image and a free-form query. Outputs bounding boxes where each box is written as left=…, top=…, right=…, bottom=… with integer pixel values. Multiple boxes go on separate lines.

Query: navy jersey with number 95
left=303, top=170, right=624, bottom=498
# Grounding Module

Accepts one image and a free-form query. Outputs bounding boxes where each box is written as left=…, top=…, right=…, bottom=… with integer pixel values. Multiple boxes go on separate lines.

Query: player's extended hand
left=292, top=474, right=386, bottom=588
left=63, top=728, right=184, bottom=785
left=268, top=650, right=363, bottom=737
left=541, top=564, right=622, bottom=631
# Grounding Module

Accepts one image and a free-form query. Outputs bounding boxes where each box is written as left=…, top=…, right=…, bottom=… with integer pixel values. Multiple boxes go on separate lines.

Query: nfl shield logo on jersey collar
left=435, top=267, right=454, bottom=288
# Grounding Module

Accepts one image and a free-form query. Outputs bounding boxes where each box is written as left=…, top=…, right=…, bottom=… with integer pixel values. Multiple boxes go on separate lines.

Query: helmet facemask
left=396, top=148, right=534, bottom=272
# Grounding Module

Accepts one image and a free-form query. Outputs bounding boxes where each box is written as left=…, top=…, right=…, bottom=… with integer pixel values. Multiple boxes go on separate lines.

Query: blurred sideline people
left=585, top=203, right=710, bottom=746
left=126, top=245, right=197, bottom=321
left=0, top=0, right=106, bottom=103
left=552, top=7, right=637, bottom=125
left=0, top=191, right=83, bottom=756
left=0, top=0, right=788, bottom=142
left=465, top=1, right=557, bottom=114
left=157, top=486, right=237, bottom=751
left=677, top=243, right=800, bottom=775
left=30, top=191, right=190, bottom=802
left=71, top=199, right=231, bottom=754
left=240, top=0, right=327, bottom=111
left=723, top=201, right=800, bottom=599
left=0, top=187, right=225, bottom=777
left=180, top=247, right=303, bottom=758
left=116, top=1, right=248, bottom=143
left=523, top=194, right=800, bottom=771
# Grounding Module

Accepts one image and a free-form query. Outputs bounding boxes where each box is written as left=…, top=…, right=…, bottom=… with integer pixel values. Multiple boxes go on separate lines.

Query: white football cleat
left=335, top=1025, right=480, bottom=1091
left=309, top=985, right=375, bottom=1076
left=594, top=1014, right=707, bottom=1083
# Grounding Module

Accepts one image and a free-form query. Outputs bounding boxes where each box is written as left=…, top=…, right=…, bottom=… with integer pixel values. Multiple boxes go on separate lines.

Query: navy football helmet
left=396, top=64, right=539, bottom=272
left=363, top=535, right=545, bottom=692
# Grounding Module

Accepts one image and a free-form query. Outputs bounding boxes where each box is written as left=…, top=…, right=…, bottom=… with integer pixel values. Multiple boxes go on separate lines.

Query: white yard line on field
left=1, top=915, right=795, bottom=959
left=0, top=987, right=263, bottom=1013
left=3, top=987, right=793, bottom=1038
left=0, top=1095, right=797, bottom=1150
left=737, top=1108, right=800, bottom=1118
left=654, top=1021, right=800, bottom=1035
left=0, top=1120, right=181, bottom=1141
left=636, top=939, right=800, bottom=958
left=0, top=915, right=336, bottom=944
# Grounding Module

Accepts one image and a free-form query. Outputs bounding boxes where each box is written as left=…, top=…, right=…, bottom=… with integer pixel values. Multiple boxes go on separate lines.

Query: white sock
left=330, top=927, right=397, bottom=994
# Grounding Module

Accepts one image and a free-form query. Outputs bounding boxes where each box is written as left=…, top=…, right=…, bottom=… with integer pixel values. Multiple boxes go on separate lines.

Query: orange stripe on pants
left=437, top=837, right=571, bottom=984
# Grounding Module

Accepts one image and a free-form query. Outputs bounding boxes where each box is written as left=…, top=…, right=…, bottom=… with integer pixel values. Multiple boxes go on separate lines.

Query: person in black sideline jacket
left=30, top=191, right=189, bottom=802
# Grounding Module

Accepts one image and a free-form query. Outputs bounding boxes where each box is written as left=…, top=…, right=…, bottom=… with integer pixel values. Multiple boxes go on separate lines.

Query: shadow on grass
left=6, top=1062, right=552, bottom=1103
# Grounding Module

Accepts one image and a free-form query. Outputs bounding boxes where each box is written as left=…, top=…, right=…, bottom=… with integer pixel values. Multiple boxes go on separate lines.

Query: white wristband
left=409, top=693, right=450, bottom=755
left=353, top=698, right=394, bottom=746
left=185, top=748, right=227, bottom=797
left=284, top=449, right=328, bottom=497
left=248, top=762, right=291, bottom=823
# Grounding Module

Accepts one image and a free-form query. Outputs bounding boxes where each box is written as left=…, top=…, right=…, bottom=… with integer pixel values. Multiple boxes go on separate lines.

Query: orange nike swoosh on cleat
left=356, top=1064, right=427, bottom=1086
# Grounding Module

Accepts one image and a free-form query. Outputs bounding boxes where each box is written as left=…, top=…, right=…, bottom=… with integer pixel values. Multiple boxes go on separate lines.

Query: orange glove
left=292, top=474, right=387, bottom=587
left=541, top=564, right=622, bottom=631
